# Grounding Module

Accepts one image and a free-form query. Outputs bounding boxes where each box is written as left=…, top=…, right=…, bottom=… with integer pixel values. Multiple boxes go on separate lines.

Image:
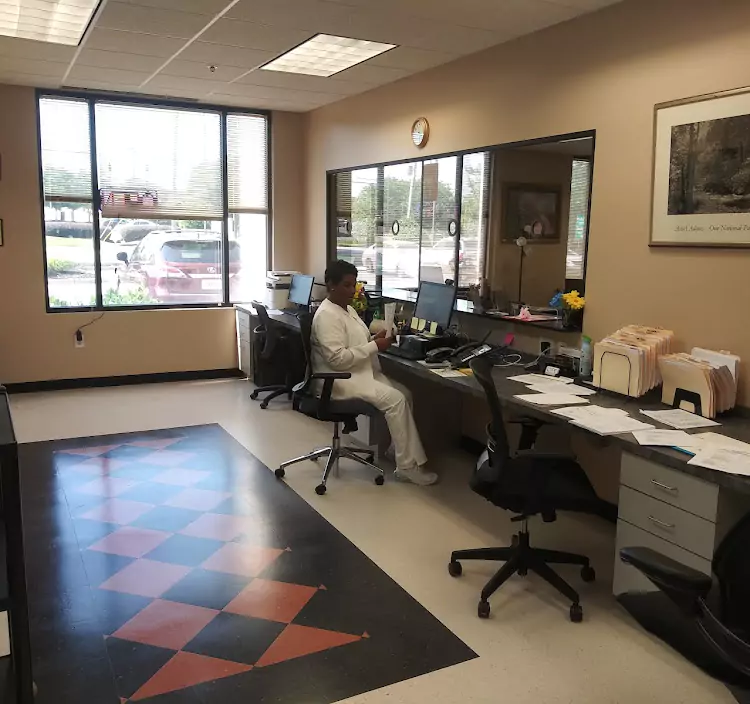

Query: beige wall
left=488, top=149, right=572, bottom=307
left=0, top=84, right=305, bottom=384
left=305, top=0, right=750, bottom=403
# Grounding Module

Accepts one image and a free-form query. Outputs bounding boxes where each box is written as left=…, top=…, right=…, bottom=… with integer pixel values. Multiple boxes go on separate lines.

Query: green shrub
left=47, top=259, right=78, bottom=276
left=101, top=288, right=156, bottom=306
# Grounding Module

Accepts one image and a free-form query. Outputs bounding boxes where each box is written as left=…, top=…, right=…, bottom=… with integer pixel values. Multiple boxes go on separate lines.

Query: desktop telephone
left=426, top=342, right=493, bottom=367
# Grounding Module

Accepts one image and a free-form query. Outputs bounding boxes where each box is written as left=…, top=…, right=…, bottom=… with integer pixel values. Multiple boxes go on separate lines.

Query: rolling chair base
left=251, top=385, right=294, bottom=409
left=449, top=528, right=595, bottom=622
left=275, top=421, right=385, bottom=495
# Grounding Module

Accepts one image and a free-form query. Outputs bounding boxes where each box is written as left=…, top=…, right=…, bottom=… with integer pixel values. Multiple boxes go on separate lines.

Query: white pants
left=356, top=372, right=427, bottom=471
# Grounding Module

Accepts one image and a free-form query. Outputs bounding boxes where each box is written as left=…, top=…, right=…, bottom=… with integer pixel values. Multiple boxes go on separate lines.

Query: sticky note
left=417, top=319, right=426, bottom=332
left=411, top=317, right=419, bottom=330
left=429, top=322, right=438, bottom=335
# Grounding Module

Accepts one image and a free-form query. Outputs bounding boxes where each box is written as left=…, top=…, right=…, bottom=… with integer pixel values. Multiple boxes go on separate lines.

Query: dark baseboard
left=459, top=434, right=618, bottom=524
left=3, top=369, right=243, bottom=394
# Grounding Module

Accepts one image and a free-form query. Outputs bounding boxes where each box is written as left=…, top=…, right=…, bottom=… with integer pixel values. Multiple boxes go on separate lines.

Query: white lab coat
left=311, top=298, right=427, bottom=471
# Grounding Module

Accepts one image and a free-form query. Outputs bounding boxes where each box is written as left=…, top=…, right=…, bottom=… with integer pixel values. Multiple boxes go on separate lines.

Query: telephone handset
left=425, top=342, right=492, bottom=365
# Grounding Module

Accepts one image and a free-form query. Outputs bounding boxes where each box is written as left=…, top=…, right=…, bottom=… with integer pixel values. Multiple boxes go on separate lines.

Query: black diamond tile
left=91, top=590, right=154, bottom=635
left=132, top=506, right=203, bottom=532
left=118, top=481, right=183, bottom=504
left=100, top=446, right=156, bottom=461
left=72, top=518, right=120, bottom=549
left=106, top=637, right=176, bottom=700
left=81, top=549, right=136, bottom=588
left=31, top=617, right=109, bottom=670
left=107, top=463, right=163, bottom=482
left=33, top=656, right=120, bottom=704
left=160, top=569, right=249, bottom=611
left=183, top=612, right=285, bottom=666
left=145, top=534, right=223, bottom=567
left=212, top=497, right=255, bottom=517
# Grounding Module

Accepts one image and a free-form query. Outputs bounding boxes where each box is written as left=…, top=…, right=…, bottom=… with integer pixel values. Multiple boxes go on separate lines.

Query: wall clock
left=411, top=117, right=429, bottom=148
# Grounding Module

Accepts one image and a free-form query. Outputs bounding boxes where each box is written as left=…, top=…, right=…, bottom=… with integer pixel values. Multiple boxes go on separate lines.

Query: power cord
left=75, top=312, right=105, bottom=344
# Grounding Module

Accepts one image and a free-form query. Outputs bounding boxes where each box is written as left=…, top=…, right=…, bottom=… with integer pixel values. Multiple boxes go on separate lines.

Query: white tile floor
left=10, top=379, right=735, bottom=703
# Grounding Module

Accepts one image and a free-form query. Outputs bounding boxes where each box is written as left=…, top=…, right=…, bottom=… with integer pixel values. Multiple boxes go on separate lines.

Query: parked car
left=45, top=221, right=93, bottom=239
left=103, top=220, right=171, bottom=246
left=116, top=231, right=240, bottom=303
left=361, top=237, right=464, bottom=279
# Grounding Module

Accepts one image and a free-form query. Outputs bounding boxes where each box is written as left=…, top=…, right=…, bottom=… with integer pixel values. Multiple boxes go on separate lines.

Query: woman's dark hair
left=324, top=259, right=358, bottom=286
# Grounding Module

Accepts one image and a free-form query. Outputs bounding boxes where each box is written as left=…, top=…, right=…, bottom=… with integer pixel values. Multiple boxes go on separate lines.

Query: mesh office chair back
left=713, top=511, right=750, bottom=635
left=253, top=302, right=278, bottom=359
left=469, top=356, right=510, bottom=461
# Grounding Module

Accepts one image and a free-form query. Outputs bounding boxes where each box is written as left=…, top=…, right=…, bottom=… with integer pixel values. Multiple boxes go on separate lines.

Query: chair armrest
left=310, top=372, right=352, bottom=381
left=514, top=449, right=576, bottom=461
left=620, top=547, right=712, bottom=608
left=310, top=372, right=352, bottom=408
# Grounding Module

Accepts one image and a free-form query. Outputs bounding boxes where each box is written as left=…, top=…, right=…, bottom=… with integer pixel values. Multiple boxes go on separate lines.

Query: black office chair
left=250, top=302, right=296, bottom=409
left=274, top=313, right=385, bottom=495
left=619, top=513, right=750, bottom=688
left=448, top=356, right=606, bottom=622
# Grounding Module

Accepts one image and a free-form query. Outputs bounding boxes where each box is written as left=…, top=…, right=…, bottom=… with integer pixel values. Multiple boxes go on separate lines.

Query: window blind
left=565, top=159, right=591, bottom=280
left=227, top=113, right=268, bottom=213
left=39, top=97, right=92, bottom=202
left=95, top=102, right=223, bottom=219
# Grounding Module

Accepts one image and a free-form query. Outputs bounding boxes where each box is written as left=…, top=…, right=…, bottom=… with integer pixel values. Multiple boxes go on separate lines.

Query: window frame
left=326, top=129, right=596, bottom=293
left=37, top=89, right=272, bottom=313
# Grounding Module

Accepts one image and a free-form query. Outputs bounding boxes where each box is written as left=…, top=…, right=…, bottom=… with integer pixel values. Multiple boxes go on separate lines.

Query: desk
left=235, top=304, right=750, bottom=596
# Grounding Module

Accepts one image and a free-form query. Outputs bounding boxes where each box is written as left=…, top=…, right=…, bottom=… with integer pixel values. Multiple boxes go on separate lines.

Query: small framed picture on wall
left=0, top=219, right=3, bottom=246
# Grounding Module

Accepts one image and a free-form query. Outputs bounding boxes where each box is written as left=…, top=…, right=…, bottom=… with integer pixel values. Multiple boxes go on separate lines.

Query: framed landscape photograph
left=501, top=183, right=561, bottom=244
left=652, top=87, right=750, bottom=246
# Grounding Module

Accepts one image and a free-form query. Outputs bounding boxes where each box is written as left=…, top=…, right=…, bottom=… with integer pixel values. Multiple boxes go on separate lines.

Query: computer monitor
left=288, top=274, right=314, bottom=307
left=414, top=281, right=457, bottom=331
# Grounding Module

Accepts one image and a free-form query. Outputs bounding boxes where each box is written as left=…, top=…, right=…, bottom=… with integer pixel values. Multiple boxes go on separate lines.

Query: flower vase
left=562, top=308, right=583, bottom=330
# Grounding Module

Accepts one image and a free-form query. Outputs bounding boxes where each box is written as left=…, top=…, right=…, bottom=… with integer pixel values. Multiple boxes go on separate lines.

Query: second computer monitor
left=288, top=274, right=314, bottom=307
left=414, top=281, right=457, bottom=331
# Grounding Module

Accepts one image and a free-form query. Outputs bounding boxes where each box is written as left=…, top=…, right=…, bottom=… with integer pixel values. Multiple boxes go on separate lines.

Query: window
left=565, top=159, right=591, bottom=280
left=38, top=94, right=270, bottom=310
left=460, top=152, right=491, bottom=288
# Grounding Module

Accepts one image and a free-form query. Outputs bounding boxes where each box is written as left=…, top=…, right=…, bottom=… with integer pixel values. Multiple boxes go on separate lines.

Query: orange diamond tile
left=256, top=624, right=361, bottom=667
left=180, top=513, right=251, bottom=541
left=130, top=651, right=251, bottom=701
left=100, top=559, right=191, bottom=598
left=79, top=499, right=155, bottom=525
left=224, top=579, right=318, bottom=623
left=88, top=526, right=171, bottom=558
left=202, top=543, right=283, bottom=578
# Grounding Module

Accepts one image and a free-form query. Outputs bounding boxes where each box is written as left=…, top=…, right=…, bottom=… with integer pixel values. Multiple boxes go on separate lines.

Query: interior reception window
left=566, top=159, right=591, bottom=280
left=37, top=93, right=270, bottom=311
left=459, top=152, right=491, bottom=288
left=382, top=162, right=422, bottom=290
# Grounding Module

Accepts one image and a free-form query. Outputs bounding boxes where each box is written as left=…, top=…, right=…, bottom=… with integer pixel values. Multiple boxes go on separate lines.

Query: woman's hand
left=375, top=336, right=393, bottom=352
left=374, top=329, right=388, bottom=339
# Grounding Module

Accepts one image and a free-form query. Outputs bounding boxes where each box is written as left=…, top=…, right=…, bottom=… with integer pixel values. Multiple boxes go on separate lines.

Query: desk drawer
left=620, top=452, right=718, bottom=520
left=619, top=485, right=716, bottom=559
left=236, top=310, right=251, bottom=332
left=613, top=519, right=712, bottom=595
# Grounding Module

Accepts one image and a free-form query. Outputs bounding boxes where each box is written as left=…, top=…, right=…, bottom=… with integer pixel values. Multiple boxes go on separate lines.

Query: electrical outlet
left=540, top=339, right=554, bottom=356
left=75, top=330, right=84, bottom=348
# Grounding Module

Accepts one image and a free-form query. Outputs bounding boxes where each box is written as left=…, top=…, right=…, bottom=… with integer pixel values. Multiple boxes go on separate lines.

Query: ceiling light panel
left=261, top=33, right=396, bottom=77
left=0, top=0, right=99, bottom=45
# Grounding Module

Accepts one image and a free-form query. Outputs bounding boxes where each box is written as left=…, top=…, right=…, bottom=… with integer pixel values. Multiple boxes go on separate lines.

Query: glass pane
left=44, top=202, right=96, bottom=308
left=336, top=168, right=379, bottom=287
left=382, top=161, right=422, bottom=291
left=566, top=159, right=591, bottom=280
left=421, top=156, right=459, bottom=286
left=227, top=113, right=268, bottom=212
left=459, top=152, right=491, bottom=288
left=104, top=219, right=224, bottom=306
left=229, top=212, right=268, bottom=303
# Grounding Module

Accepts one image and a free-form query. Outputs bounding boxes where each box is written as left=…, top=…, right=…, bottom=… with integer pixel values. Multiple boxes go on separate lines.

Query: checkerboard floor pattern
left=22, top=425, right=475, bottom=703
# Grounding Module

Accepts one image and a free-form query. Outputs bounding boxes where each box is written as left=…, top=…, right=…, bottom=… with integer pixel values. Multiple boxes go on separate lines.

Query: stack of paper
left=514, top=394, right=589, bottom=406
left=680, top=433, right=750, bottom=476
left=508, top=374, right=595, bottom=396
left=659, top=351, right=738, bottom=418
left=632, top=429, right=694, bottom=446
left=640, top=409, right=719, bottom=430
left=592, top=325, right=674, bottom=398
left=550, top=406, right=655, bottom=435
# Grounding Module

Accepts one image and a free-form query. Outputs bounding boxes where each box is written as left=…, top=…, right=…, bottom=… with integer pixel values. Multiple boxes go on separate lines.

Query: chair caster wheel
left=275, top=467, right=285, bottom=479
left=478, top=600, right=491, bottom=619
left=315, top=484, right=327, bottom=495
left=374, top=475, right=385, bottom=486
left=448, top=561, right=462, bottom=577
left=511, top=535, right=519, bottom=547
left=260, top=402, right=269, bottom=410
left=250, top=391, right=259, bottom=400
left=581, top=565, right=596, bottom=583
left=570, top=603, right=583, bottom=623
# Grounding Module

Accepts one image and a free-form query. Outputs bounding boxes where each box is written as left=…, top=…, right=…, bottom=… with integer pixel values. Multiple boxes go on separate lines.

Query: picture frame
left=651, top=86, right=750, bottom=247
left=0, top=219, right=3, bottom=247
left=501, top=183, right=561, bottom=244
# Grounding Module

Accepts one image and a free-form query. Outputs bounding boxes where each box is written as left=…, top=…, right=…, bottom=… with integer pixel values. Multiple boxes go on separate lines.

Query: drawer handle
left=648, top=515, right=675, bottom=530
left=651, top=479, right=678, bottom=494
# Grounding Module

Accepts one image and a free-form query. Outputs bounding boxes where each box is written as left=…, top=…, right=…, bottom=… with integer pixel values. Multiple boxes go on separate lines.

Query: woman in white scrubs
left=311, top=260, right=438, bottom=486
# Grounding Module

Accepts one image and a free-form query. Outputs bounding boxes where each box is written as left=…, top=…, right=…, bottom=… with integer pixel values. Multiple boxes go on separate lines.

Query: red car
left=116, top=231, right=241, bottom=303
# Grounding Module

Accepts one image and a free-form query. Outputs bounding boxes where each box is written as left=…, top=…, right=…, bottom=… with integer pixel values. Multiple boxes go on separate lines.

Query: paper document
left=688, top=447, right=750, bottom=476
left=640, top=409, right=719, bottom=429
left=632, top=429, right=694, bottom=446
left=527, top=383, right=596, bottom=396
left=509, top=374, right=573, bottom=385
left=551, top=406, right=629, bottom=420
left=514, top=394, right=589, bottom=406
left=550, top=406, right=654, bottom=435
left=430, top=368, right=465, bottom=379
left=676, top=432, right=750, bottom=456
left=384, top=302, right=396, bottom=338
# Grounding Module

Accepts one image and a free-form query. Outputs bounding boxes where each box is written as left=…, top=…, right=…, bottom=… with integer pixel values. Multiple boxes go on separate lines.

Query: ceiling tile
left=145, top=74, right=228, bottom=95
left=549, top=0, right=621, bottom=8
left=158, top=59, right=246, bottom=82
left=177, top=42, right=274, bottom=70
left=213, top=81, right=346, bottom=104
left=96, top=2, right=213, bottom=38
left=66, top=65, right=152, bottom=86
left=200, top=19, right=311, bottom=52
left=0, top=58, right=67, bottom=78
left=237, top=68, right=373, bottom=96
left=225, top=0, right=351, bottom=33
left=84, top=28, right=188, bottom=57
left=117, top=0, right=230, bottom=13
left=334, top=63, right=409, bottom=85
left=0, top=73, right=61, bottom=89
left=76, top=49, right=165, bottom=73
left=368, top=46, right=459, bottom=71
left=0, top=36, right=77, bottom=62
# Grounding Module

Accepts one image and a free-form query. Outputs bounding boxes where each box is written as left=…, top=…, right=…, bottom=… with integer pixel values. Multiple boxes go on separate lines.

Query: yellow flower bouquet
left=560, top=290, right=585, bottom=329
left=351, top=281, right=368, bottom=314
left=562, top=290, right=585, bottom=311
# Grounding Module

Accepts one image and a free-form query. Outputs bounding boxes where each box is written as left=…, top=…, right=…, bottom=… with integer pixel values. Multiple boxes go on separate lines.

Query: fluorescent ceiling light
left=261, top=33, right=396, bottom=78
left=0, top=0, right=100, bottom=46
